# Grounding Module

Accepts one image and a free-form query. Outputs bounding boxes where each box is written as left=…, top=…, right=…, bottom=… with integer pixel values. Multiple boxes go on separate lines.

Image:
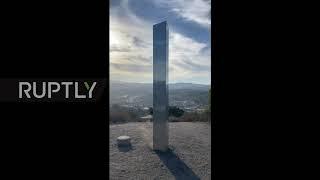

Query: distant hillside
left=110, top=81, right=210, bottom=93
left=110, top=81, right=210, bottom=108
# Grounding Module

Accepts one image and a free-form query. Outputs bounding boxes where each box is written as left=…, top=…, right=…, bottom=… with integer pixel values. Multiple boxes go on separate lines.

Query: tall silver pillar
left=153, top=21, right=169, bottom=151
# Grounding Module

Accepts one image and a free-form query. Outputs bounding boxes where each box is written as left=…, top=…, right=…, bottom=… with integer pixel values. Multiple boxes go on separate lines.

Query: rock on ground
left=109, top=122, right=211, bottom=180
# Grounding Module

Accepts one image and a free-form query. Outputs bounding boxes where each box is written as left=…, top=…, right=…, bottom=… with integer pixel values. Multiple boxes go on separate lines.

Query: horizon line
left=110, top=80, right=211, bottom=86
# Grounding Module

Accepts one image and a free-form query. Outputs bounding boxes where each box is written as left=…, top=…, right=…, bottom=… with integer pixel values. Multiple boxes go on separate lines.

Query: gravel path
left=109, top=122, right=211, bottom=180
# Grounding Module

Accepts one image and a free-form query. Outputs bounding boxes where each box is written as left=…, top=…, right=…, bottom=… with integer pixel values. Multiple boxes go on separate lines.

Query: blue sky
left=110, top=0, right=211, bottom=85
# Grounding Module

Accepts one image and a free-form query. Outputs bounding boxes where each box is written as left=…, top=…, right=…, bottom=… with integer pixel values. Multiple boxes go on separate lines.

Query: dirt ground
left=109, top=122, right=211, bottom=180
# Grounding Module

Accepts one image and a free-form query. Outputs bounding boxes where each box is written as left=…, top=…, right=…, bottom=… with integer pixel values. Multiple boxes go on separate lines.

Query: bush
left=177, top=111, right=210, bottom=122
left=110, top=104, right=140, bottom=124
left=110, top=104, right=210, bottom=124
left=148, top=106, right=184, bottom=118
left=169, top=106, right=184, bottom=118
left=110, top=111, right=132, bottom=124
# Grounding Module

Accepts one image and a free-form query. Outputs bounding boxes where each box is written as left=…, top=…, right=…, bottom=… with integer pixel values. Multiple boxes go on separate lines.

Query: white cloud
left=110, top=0, right=211, bottom=84
left=155, top=0, right=211, bottom=28
left=168, top=32, right=210, bottom=83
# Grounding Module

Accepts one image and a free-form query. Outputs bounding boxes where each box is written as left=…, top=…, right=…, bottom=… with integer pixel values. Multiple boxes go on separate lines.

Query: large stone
left=117, top=136, right=131, bottom=146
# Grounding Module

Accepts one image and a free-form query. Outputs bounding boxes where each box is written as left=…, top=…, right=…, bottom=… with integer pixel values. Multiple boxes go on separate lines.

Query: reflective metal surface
left=153, top=21, right=169, bottom=151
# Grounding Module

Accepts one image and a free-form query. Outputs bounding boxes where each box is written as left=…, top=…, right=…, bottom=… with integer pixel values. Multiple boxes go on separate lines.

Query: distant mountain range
left=110, top=81, right=211, bottom=108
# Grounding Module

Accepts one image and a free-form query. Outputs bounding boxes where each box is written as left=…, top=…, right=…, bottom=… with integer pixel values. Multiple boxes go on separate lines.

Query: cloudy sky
left=110, top=0, right=211, bottom=85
